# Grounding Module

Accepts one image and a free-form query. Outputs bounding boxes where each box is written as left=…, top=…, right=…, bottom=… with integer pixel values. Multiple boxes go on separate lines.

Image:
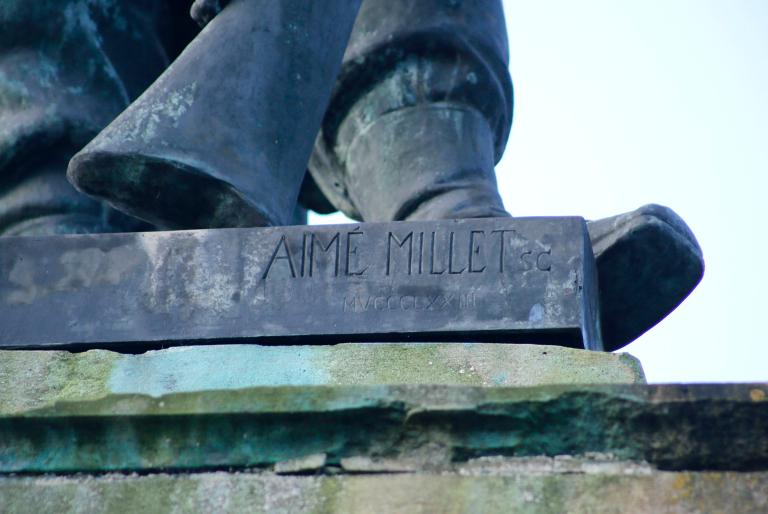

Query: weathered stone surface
left=0, top=218, right=601, bottom=350
left=1, top=463, right=766, bottom=514
left=1, top=383, right=766, bottom=473
left=274, top=453, right=328, bottom=475
left=0, top=344, right=644, bottom=411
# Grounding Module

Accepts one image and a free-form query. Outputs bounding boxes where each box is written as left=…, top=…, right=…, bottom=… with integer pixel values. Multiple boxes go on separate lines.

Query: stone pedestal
left=1, top=343, right=644, bottom=411
left=2, top=466, right=765, bottom=514
left=1, top=344, right=766, bottom=513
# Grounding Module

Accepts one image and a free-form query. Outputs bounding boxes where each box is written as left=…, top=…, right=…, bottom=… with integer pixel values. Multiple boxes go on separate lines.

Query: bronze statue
left=0, top=0, right=703, bottom=350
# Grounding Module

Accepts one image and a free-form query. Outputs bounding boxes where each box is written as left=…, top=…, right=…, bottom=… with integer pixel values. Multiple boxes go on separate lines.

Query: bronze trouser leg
left=306, top=0, right=513, bottom=222
left=0, top=0, right=186, bottom=235
left=68, top=0, right=358, bottom=229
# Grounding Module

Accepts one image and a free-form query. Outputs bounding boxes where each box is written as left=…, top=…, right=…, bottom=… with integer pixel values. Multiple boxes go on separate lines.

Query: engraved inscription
left=345, top=229, right=368, bottom=276
left=308, top=232, right=340, bottom=277
left=343, top=293, right=477, bottom=313
left=261, top=226, right=553, bottom=280
left=386, top=231, right=413, bottom=275
left=468, top=230, right=486, bottom=273
left=262, top=235, right=296, bottom=279
left=383, top=228, right=551, bottom=277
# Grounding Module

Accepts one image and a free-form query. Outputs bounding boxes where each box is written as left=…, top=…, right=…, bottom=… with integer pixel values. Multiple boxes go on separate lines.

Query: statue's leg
left=306, top=0, right=513, bottom=221
left=306, top=0, right=703, bottom=350
left=0, top=0, right=174, bottom=236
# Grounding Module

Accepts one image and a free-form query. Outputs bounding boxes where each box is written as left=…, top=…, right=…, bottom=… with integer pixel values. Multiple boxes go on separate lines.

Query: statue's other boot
left=587, top=204, right=704, bottom=351
left=330, top=102, right=509, bottom=222
left=68, top=0, right=362, bottom=230
left=0, top=0, right=171, bottom=236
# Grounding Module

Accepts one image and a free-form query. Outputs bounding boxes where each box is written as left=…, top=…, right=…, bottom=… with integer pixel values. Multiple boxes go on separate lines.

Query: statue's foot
left=587, top=204, right=704, bottom=351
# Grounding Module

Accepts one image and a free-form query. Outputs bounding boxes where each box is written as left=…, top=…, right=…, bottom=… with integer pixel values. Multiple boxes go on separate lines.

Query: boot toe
left=588, top=204, right=704, bottom=351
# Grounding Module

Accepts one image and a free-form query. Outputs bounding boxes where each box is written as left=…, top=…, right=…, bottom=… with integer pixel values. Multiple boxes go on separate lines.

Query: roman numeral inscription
left=0, top=218, right=602, bottom=350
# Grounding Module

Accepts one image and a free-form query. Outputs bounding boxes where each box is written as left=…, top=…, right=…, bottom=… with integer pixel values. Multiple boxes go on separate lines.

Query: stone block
left=1, top=382, right=766, bottom=473
left=0, top=343, right=644, bottom=412
left=1, top=460, right=766, bottom=514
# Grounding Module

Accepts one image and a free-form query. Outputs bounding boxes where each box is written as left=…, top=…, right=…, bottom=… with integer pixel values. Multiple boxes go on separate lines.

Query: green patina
left=3, top=345, right=759, bottom=481
left=0, top=349, right=117, bottom=414
left=1, top=383, right=766, bottom=474
left=323, top=343, right=448, bottom=385
left=0, top=343, right=645, bottom=413
left=319, top=343, right=644, bottom=387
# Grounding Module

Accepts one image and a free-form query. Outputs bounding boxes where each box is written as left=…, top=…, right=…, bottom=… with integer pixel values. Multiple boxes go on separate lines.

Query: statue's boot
left=68, top=0, right=362, bottom=230
left=0, top=0, right=171, bottom=235
left=587, top=204, right=704, bottom=351
left=330, top=103, right=509, bottom=221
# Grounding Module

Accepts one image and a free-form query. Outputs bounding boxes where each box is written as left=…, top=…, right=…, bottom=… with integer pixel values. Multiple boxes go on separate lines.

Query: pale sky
left=312, top=0, right=768, bottom=383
